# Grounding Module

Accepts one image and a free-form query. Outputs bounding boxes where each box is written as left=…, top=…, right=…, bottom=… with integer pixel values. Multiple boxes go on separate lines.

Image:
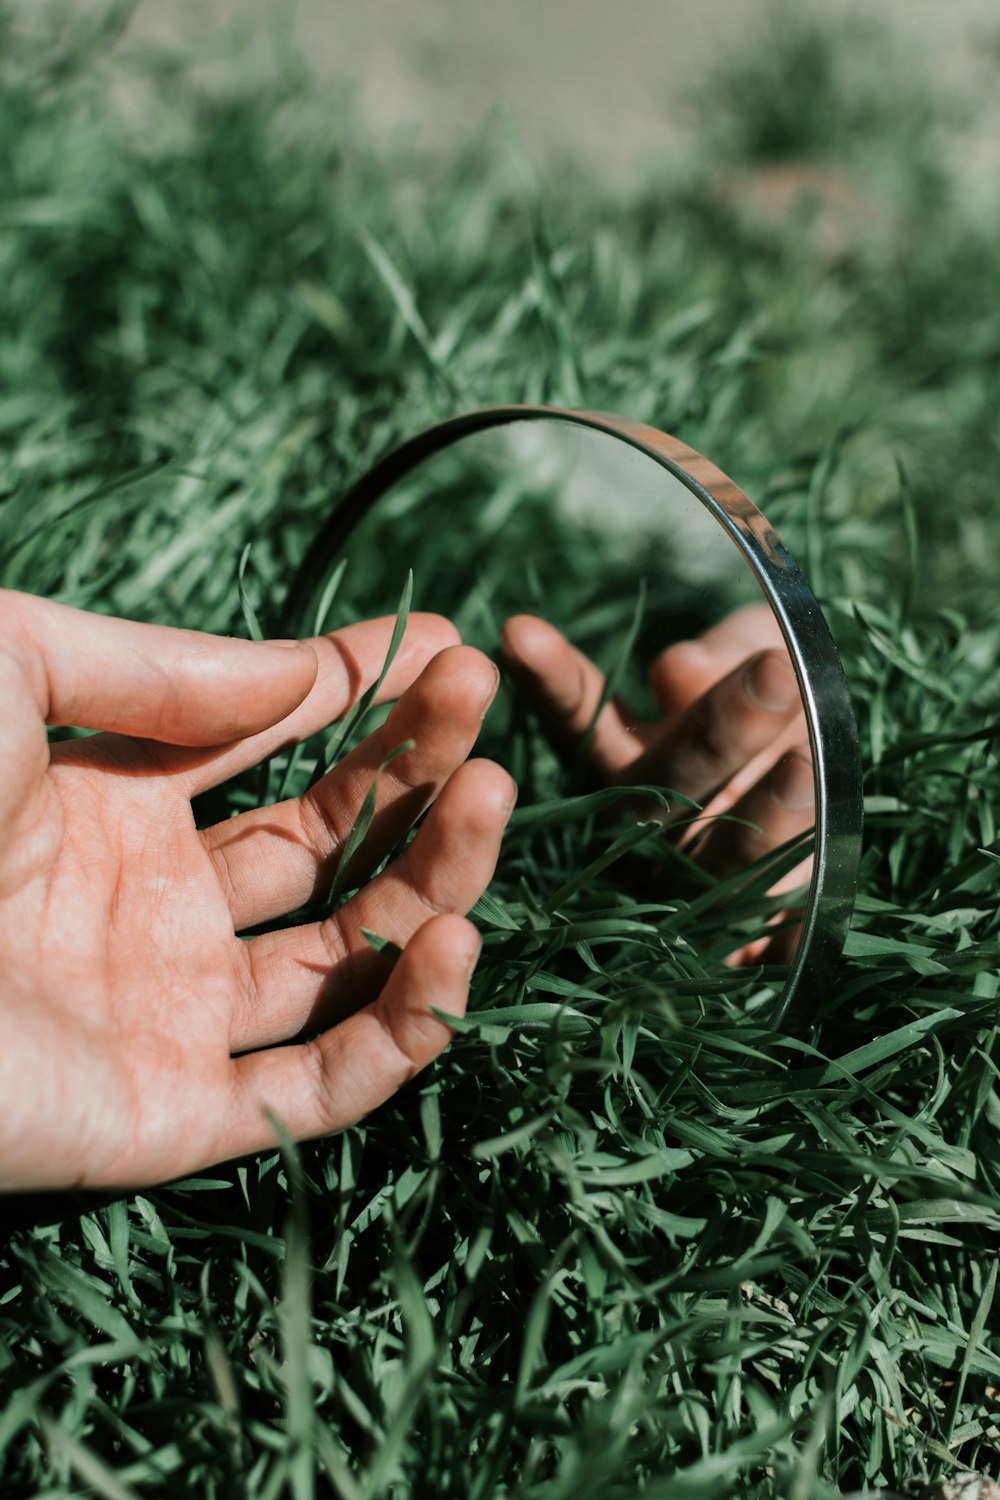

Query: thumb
left=0, top=590, right=318, bottom=746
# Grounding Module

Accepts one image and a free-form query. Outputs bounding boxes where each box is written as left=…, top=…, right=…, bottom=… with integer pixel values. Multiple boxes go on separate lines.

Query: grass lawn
left=1, top=7, right=999, bottom=1496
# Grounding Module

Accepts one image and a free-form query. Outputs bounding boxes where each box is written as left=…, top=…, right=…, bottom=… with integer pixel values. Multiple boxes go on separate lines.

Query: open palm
left=0, top=591, right=513, bottom=1191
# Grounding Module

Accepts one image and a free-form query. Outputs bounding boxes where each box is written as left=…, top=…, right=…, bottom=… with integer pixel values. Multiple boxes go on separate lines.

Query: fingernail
left=264, top=638, right=309, bottom=651
left=480, top=663, right=501, bottom=721
left=671, top=641, right=710, bottom=670
left=770, top=752, right=814, bottom=811
left=462, top=929, right=483, bottom=979
left=502, top=777, right=519, bottom=819
left=744, top=652, right=798, bottom=714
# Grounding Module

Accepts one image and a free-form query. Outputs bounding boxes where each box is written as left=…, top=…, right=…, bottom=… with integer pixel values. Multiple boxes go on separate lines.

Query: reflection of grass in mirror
left=317, top=449, right=746, bottom=708
left=4, top=7, right=1000, bottom=1499
left=275, top=522, right=795, bottom=985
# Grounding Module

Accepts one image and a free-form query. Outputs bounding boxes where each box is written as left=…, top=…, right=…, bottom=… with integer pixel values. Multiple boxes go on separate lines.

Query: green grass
left=2, top=5, right=1000, bottom=1496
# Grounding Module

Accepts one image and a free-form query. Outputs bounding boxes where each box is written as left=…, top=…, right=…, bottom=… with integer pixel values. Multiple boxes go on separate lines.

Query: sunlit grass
left=1, top=6, right=999, bottom=1497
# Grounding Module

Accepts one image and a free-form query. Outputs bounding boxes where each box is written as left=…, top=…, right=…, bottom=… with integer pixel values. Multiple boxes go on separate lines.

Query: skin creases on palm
left=0, top=591, right=515, bottom=1191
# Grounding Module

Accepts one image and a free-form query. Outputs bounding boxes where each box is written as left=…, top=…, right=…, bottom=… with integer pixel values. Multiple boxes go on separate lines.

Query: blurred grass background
left=1, top=3, right=1000, bottom=1496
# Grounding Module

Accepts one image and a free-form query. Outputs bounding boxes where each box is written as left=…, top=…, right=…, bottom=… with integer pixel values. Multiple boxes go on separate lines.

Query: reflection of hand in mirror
left=500, top=603, right=814, bottom=963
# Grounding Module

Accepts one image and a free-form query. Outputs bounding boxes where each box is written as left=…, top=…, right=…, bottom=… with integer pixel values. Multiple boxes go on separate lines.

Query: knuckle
left=684, top=697, right=732, bottom=770
left=303, top=1035, right=348, bottom=1134
left=0, top=646, right=28, bottom=701
left=0, top=590, right=29, bottom=641
left=301, top=775, right=359, bottom=855
left=569, top=655, right=592, bottom=724
left=319, top=911, right=351, bottom=967
left=205, top=840, right=242, bottom=920
left=0, top=617, right=43, bottom=710
left=395, top=864, right=449, bottom=925
left=376, top=1002, right=421, bottom=1079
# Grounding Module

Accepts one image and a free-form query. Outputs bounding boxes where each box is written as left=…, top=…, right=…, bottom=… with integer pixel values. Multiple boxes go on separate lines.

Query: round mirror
left=282, top=407, right=862, bottom=1024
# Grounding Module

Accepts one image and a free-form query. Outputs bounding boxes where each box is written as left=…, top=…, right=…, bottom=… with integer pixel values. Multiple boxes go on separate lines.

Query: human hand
left=0, top=590, right=514, bottom=1191
left=500, top=604, right=813, bottom=959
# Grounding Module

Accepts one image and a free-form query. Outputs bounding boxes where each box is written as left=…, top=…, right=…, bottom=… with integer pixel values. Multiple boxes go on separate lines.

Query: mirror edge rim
left=281, top=403, right=863, bottom=1029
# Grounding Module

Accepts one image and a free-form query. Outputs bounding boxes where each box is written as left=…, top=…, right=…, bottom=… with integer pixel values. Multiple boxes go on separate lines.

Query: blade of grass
left=325, top=738, right=416, bottom=909
left=317, top=569, right=414, bottom=776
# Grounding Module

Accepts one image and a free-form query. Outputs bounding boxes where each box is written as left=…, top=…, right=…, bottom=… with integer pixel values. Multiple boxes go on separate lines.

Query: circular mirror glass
left=283, top=408, right=862, bottom=1023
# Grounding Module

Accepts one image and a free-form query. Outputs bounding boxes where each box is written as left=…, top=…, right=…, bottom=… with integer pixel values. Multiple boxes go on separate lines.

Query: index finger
left=169, top=613, right=461, bottom=796
left=648, top=604, right=786, bottom=718
left=500, top=613, right=643, bottom=780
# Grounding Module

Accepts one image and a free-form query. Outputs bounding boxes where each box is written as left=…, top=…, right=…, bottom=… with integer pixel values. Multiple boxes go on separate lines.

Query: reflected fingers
left=647, top=603, right=785, bottom=717
left=629, top=649, right=805, bottom=814
left=500, top=613, right=802, bottom=818
left=500, top=613, right=643, bottom=778
left=694, top=747, right=815, bottom=882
